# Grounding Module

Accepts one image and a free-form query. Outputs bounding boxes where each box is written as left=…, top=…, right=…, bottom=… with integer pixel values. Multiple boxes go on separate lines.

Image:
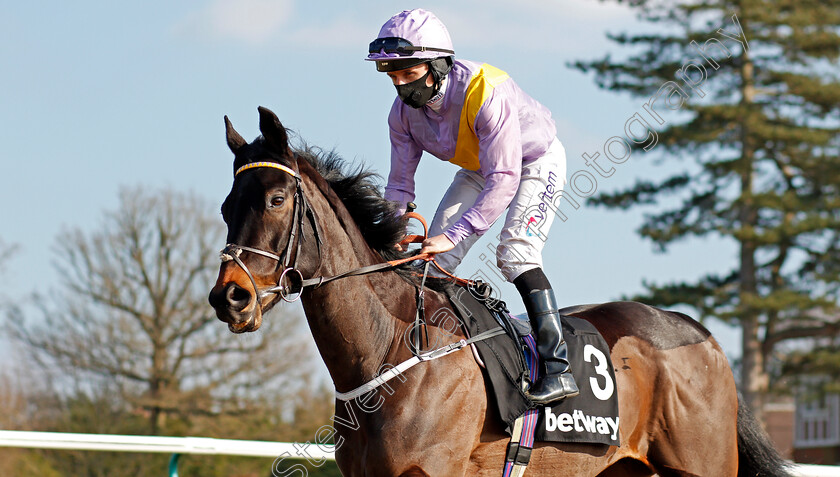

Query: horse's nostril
left=208, top=288, right=225, bottom=309
left=209, top=283, right=252, bottom=312
left=225, top=283, right=252, bottom=310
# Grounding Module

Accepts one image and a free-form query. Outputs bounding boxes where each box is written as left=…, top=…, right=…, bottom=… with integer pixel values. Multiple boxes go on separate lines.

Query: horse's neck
left=300, top=174, right=417, bottom=391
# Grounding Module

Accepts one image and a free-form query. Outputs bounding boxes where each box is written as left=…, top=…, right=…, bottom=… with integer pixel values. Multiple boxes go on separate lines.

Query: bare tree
left=9, top=186, right=310, bottom=434
left=0, top=235, right=13, bottom=316
left=0, top=237, right=18, bottom=267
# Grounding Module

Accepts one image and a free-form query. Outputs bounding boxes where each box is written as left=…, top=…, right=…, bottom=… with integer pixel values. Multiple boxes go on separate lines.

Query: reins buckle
left=421, top=338, right=468, bottom=361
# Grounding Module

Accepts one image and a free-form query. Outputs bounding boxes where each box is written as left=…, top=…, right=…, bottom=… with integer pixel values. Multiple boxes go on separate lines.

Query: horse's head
left=209, top=107, right=321, bottom=333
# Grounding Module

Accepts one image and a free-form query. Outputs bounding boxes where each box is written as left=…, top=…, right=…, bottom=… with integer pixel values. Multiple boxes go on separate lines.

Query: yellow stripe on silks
left=235, top=161, right=298, bottom=178
left=449, top=63, right=510, bottom=171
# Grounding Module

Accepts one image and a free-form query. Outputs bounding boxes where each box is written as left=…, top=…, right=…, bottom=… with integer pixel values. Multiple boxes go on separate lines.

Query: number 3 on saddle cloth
left=446, top=285, right=621, bottom=452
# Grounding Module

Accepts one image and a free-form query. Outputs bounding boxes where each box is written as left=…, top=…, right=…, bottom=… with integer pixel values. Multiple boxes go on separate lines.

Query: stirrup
left=526, top=373, right=579, bottom=405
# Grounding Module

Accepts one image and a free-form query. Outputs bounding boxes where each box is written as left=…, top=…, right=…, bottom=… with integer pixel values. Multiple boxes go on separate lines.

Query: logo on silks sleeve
left=544, top=408, right=619, bottom=441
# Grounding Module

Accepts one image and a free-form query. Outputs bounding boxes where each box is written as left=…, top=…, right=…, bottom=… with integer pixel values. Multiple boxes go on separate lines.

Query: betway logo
left=545, top=408, right=619, bottom=440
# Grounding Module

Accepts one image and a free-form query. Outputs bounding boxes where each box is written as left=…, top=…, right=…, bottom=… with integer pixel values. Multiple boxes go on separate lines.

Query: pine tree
left=573, top=0, right=840, bottom=419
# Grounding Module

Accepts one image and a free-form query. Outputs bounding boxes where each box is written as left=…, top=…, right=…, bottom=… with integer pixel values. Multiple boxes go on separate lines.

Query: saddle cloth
left=447, top=286, right=620, bottom=446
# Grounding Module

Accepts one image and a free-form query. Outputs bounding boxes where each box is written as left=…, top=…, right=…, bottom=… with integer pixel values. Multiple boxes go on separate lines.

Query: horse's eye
left=269, top=195, right=285, bottom=208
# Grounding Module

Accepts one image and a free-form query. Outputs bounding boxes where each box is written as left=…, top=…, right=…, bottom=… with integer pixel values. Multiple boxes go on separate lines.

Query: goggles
left=369, top=37, right=454, bottom=56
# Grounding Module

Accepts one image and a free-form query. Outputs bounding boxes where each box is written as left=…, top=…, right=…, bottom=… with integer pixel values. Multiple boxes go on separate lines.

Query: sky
left=0, top=1, right=743, bottom=369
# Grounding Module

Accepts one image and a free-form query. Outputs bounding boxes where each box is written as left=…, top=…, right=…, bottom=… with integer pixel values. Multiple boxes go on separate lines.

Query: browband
left=235, top=161, right=298, bottom=178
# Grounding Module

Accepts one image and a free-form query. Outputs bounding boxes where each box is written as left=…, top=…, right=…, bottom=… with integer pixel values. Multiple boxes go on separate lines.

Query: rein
left=219, top=160, right=473, bottom=305
left=221, top=159, right=508, bottom=422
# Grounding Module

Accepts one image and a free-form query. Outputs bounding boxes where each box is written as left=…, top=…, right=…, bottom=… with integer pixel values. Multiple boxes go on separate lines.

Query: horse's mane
left=292, top=143, right=455, bottom=293
left=293, top=144, right=407, bottom=261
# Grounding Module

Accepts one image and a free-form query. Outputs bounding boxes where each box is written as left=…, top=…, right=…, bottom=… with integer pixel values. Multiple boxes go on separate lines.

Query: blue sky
left=1, top=1, right=742, bottom=361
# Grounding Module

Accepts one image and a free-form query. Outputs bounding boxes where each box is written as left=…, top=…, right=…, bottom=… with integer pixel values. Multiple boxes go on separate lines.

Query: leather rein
left=220, top=159, right=511, bottom=410
left=219, top=160, right=472, bottom=308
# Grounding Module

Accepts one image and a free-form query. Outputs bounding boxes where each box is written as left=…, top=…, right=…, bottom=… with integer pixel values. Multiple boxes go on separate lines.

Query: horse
left=209, top=107, right=790, bottom=477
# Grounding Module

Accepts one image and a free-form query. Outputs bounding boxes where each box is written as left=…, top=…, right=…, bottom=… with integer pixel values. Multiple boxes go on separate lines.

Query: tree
left=0, top=237, right=18, bottom=272
left=573, top=0, right=840, bottom=419
left=0, top=372, right=343, bottom=477
left=9, top=186, right=310, bottom=434
left=0, top=236, right=16, bottom=328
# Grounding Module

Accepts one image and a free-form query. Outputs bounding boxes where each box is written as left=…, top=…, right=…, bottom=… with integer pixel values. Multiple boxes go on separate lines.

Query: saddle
left=446, top=284, right=621, bottom=447
left=395, top=212, right=619, bottom=474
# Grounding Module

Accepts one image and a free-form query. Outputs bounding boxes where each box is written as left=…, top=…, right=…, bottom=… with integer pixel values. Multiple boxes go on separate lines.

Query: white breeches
left=428, top=138, right=567, bottom=282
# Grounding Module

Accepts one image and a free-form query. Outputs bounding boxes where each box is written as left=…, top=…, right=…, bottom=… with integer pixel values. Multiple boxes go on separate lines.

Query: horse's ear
left=225, top=116, right=247, bottom=152
left=257, top=106, right=290, bottom=154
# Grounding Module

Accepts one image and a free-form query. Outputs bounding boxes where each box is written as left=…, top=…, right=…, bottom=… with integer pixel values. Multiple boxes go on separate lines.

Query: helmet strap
left=428, top=57, right=454, bottom=92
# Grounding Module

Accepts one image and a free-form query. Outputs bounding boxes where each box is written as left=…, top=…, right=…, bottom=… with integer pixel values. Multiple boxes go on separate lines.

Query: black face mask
left=395, top=69, right=435, bottom=109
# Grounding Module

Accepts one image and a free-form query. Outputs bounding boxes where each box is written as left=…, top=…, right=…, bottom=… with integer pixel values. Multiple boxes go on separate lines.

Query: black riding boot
left=524, top=288, right=579, bottom=405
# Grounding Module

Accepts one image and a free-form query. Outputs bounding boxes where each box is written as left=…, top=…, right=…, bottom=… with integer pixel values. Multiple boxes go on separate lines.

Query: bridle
left=220, top=160, right=322, bottom=304
left=219, top=159, right=470, bottom=309
left=219, top=158, right=511, bottom=404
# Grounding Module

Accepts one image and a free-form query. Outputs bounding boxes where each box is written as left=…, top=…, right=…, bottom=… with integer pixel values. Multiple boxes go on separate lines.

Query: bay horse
left=209, top=107, right=790, bottom=477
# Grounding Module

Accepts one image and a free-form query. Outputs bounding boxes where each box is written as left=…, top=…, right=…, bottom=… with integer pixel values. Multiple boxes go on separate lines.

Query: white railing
left=0, top=430, right=336, bottom=476
left=1, top=430, right=839, bottom=476
left=796, top=394, right=840, bottom=448
left=0, top=430, right=335, bottom=459
left=791, top=464, right=840, bottom=477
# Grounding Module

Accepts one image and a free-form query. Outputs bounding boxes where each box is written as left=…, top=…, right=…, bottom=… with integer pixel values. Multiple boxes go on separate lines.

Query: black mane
left=289, top=142, right=455, bottom=293
left=293, top=144, right=407, bottom=261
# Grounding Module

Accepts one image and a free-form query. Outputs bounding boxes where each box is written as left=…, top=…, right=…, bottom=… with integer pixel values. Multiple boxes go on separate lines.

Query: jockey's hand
left=420, top=234, right=456, bottom=255
left=393, top=242, right=408, bottom=252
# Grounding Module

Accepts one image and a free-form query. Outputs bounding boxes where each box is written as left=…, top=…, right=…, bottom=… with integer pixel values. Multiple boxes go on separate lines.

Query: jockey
left=367, top=9, right=578, bottom=405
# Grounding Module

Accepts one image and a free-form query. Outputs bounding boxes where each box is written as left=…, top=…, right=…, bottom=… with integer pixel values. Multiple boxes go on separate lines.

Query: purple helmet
left=366, top=9, right=454, bottom=72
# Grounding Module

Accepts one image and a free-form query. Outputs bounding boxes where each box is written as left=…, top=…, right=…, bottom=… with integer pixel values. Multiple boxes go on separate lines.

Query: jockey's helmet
left=366, top=9, right=454, bottom=73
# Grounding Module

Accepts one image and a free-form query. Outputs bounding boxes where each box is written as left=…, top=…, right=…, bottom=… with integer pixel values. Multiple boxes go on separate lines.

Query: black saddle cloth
left=447, top=286, right=620, bottom=446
